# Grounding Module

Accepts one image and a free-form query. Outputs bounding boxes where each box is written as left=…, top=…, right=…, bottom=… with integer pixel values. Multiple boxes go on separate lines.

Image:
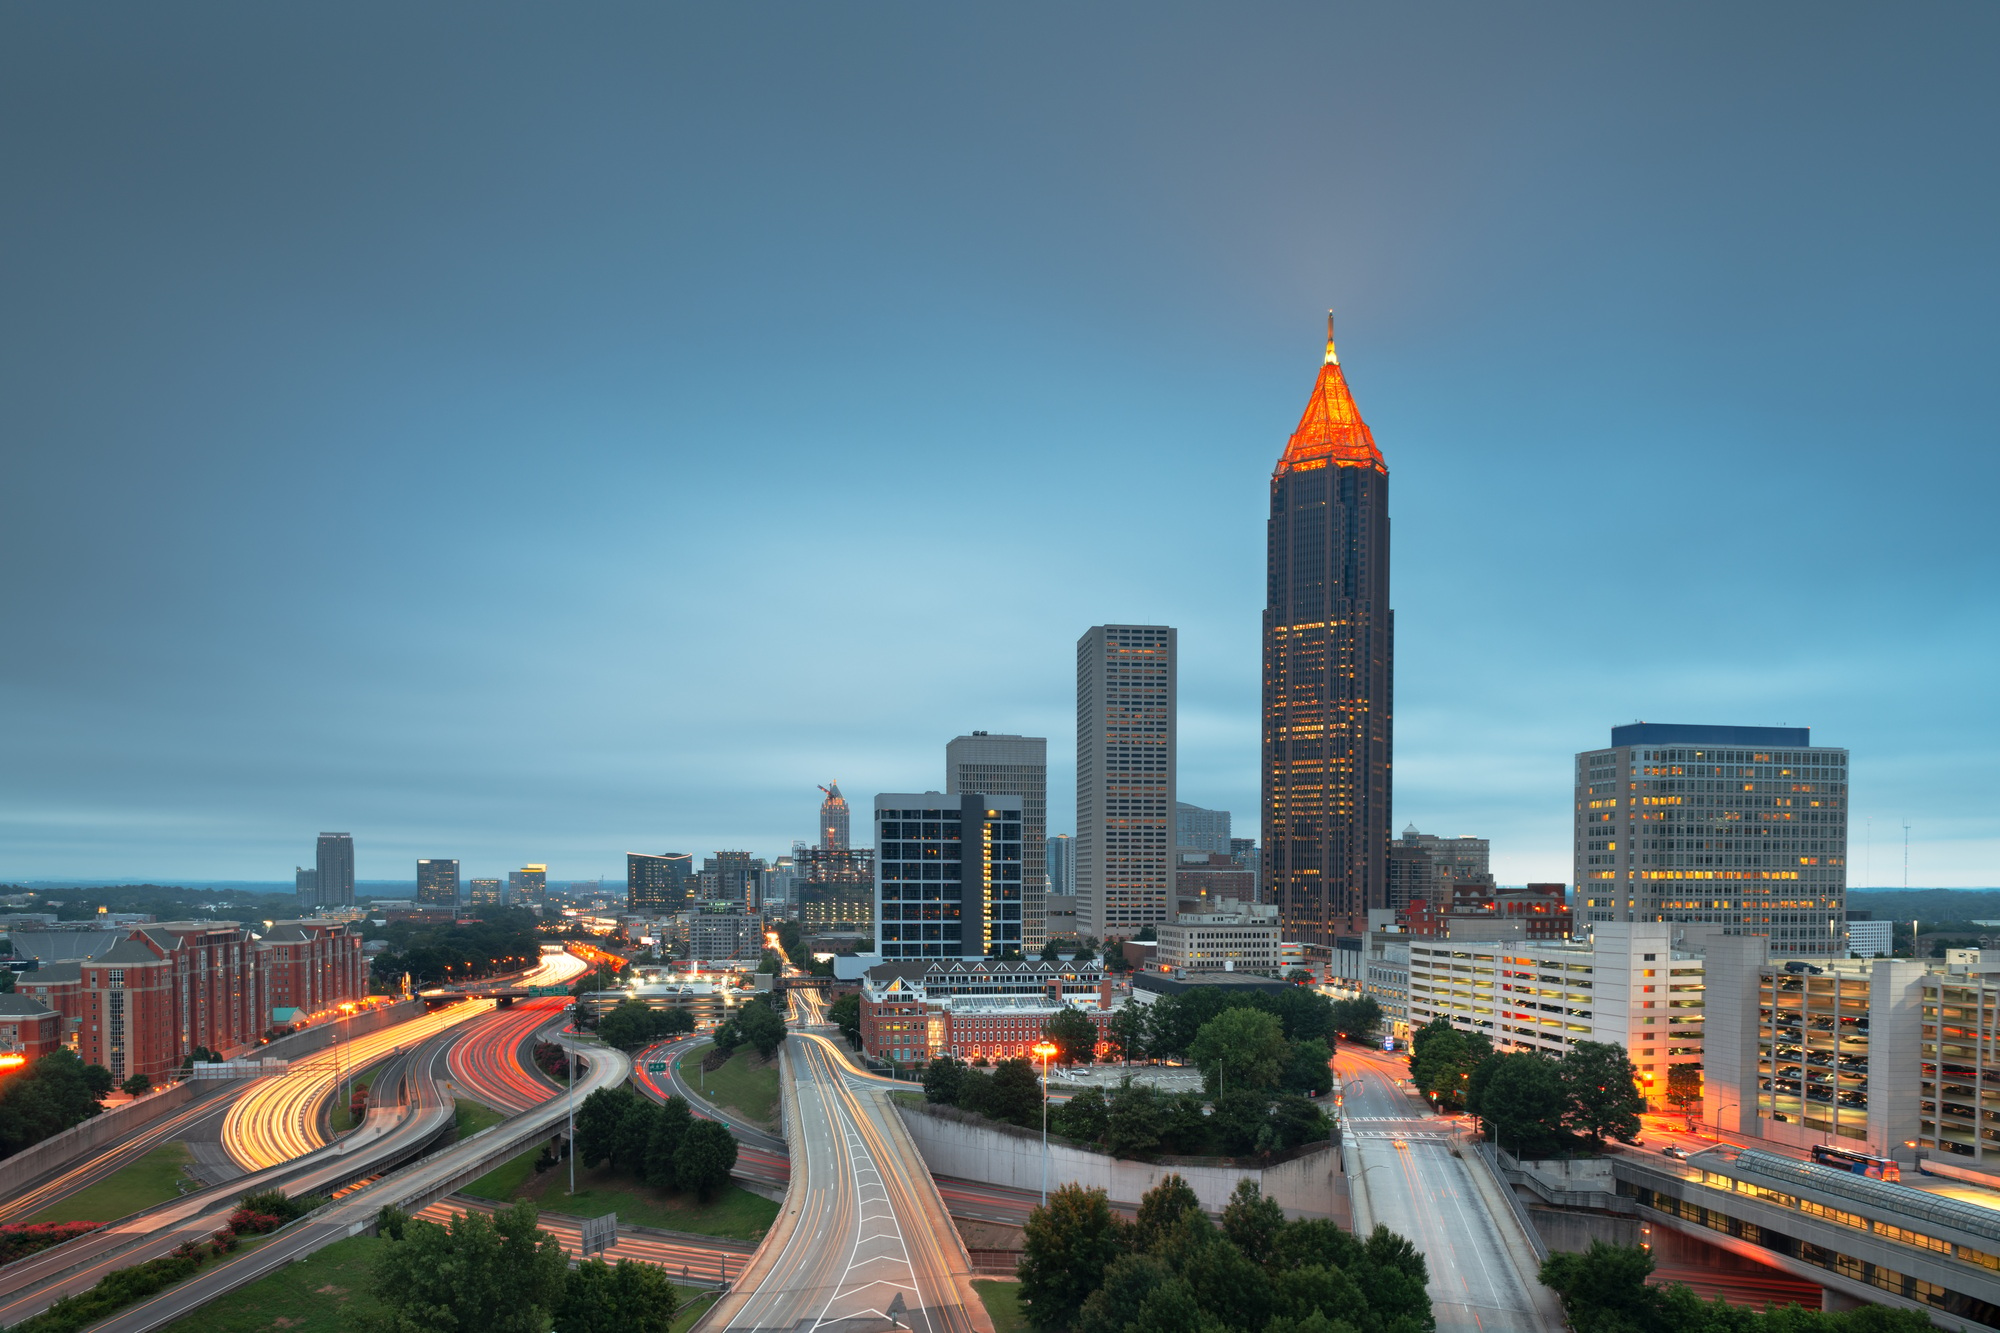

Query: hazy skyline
left=4, top=5, right=1996, bottom=886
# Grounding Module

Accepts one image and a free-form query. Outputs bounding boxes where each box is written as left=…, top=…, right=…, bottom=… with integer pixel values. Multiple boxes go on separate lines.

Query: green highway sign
left=647, top=1062, right=667, bottom=1073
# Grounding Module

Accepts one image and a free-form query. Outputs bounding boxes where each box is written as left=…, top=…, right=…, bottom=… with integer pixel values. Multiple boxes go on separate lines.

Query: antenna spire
left=1324, top=310, right=1339, bottom=365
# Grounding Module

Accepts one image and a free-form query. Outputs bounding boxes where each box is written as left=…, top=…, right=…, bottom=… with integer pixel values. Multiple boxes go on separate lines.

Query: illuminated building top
left=1274, top=312, right=1384, bottom=477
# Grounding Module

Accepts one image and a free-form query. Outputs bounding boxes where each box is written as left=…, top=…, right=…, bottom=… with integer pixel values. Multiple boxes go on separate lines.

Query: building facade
left=874, top=793, right=1023, bottom=960
left=704, top=852, right=761, bottom=909
left=1263, top=320, right=1393, bottom=948
left=1076, top=624, right=1177, bottom=940
left=1156, top=903, right=1281, bottom=976
left=468, top=878, right=503, bottom=907
left=416, top=859, right=460, bottom=908
left=1575, top=723, right=1848, bottom=956
left=314, top=833, right=356, bottom=909
left=1404, top=922, right=1702, bottom=1106
left=1175, top=803, right=1232, bottom=856
left=947, top=733, right=1049, bottom=953
left=508, top=864, right=548, bottom=909
left=1046, top=834, right=1075, bottom=898
left=857, top=957, right=1116, bottom=1065
left=819, top=783, right=850, bottom=851
left=799, top=847, right=875, bottom=931
left=628, top=852, right=694, bottom=913
left=0, top=995, right=64, bottom=1069
left=1849, top=915, right=1894, bottom=958
left=1174, top=852, right=1259, bottom=914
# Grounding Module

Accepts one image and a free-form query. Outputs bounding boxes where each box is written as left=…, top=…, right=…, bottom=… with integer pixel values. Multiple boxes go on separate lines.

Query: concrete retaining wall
left=1529, top=1206, right=1642, bottom=1253
left=894, top=1105, right=1345, bottom=1219
left=0, top=1080, right=199, bottom=1189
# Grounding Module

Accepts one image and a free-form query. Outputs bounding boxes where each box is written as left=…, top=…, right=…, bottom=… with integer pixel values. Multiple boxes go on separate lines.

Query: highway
left=222, top=998, right=494, bottom=1170
left=448, top=996, right=573, bottom=1113
left=417, top=1197, right=753, bottom=1286
left=1336, top=1045, right=1564, bottom=1333
left=701, top=1032, right=984, bottom=1333
left=0, top=1081, right=246, bottom=1224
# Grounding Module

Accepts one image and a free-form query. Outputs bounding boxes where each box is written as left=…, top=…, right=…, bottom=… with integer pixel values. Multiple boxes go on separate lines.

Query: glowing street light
left=1033, top=1040, right=1059, bottom=1206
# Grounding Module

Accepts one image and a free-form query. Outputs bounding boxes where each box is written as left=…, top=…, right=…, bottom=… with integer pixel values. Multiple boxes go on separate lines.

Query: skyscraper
left=1575, top=723, right=1847, bottom=956
left=819, top=783, right=850, bottom=851
left=416, top=859, right=460, bottom=908
left=946, top=733, right=1048, bottom=952
left=1262, top=318, right=1393, bottom=947
left=293, top=867, right=317, bottom=908
left=627, top=852, right=694, bottom=913
left=874, top=792, right=1023, bottom=959
left=1076, top=624, right=1177, bottom=939
left=509, top=864, right=548, bottom=909
left=315, top=833, right=356, bottom=910
left=704, top=851, right=760, bottom=907
left=1175, top=802, right=1232, bottom=855
left=1046, top=833, right=1076, bottom=897
left=468, top=878, right=503, bottom=907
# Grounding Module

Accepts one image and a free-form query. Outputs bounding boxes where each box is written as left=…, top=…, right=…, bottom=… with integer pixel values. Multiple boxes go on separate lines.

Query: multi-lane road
left=702, top=1032, right=984, bottom=1333
left=1336, top=1046, right=1564, bottom=1333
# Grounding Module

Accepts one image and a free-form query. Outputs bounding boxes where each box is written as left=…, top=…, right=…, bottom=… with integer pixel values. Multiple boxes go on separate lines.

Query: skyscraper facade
left=1046, top=834, right=1076, bottom=897
left=1575, top=723, right=1848, bottom=956
left=1175, top=802, right=1232, bottom=855
left=1076, top=624, right=1177, bottom=939
left=468, top=878, right=503, bottom=907
left=627, top=852, right=694, bottom=913
left=314, top=833, right=356, bottom=910
left=946, top=733, right=1048, bottom=952
left=874, top=792, right=1023, bottom=959
left=1262, top=320, right=1393, bottom=947
left=509, top=864, right=548, bottom=908
left=799, top=846, right=875, bottom=931
left=704, top=851, right=760, bottom=908
left=416, top=859, right=460, bottom=908
left=819, top=783, right=850, bottom=851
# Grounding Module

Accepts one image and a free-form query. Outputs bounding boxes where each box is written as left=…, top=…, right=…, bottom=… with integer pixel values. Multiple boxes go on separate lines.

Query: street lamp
left=1033, top=1041, right=1059, bottom=1206
left=1713, top=1102, right=1737, bottom=1144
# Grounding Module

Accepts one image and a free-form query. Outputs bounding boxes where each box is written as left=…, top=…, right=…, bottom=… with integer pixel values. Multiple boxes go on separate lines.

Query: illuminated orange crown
left=1275, top=313, right=1384, bottom=476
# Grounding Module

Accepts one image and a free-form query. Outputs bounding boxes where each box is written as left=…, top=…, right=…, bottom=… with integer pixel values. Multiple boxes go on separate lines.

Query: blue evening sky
left=3, top=4, right=1995, bottom=886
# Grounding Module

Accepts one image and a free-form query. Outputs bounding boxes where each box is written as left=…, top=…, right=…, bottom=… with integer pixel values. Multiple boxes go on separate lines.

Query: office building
left=1575, top=723, right=1848, bottom=956
left=628, top=853, right=694, bottom=913
left=1263, top=319, right=1393, bottom=948
left=1175, top=802, right=1232, bottom=856
left=1849, top=913, right=1894, bottom=958
left=468, top=878, right=503, bottom=907
left=1175, top=852, right=1258, bottom=914
left=947, top=733, right=1049, bottom=952
left=1076, top=624, right=1177, bottom=939
left=304, top=833, right=355, bottom=910
left=799, top=847, right=875, bottom=931
left=1046, top=834, right=1075, bottom=897
left=1157, top=902, right=1281, bottom=976
left=676, top=901, right=765, bottom=962
left=875, top=792, right=1023, bottom=960
left=1405, top=922, right=1702, bottom=1106
left=819, top=782, right=850, bottom=851
left=416, top=859, right=460, bottom=908
left=704, top=852, right=760, bottom=908
left=1229, top=836, right=1260, bottom=898
left=762, top=855, right=803, bottom=913
left=1387, top=827, right=1492, bottom=910
left=293, top=867, right=317, bottom=907
left=508, top=864, right=548, bottom=909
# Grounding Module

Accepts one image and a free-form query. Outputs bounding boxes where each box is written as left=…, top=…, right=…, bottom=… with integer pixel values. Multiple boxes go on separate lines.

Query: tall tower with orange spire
left=1262, top=315, right=1392, bottom=947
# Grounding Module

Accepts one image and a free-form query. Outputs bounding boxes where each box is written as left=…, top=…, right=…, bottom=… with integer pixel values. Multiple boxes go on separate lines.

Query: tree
left=1665, top=1063, right=1703, bottom=1121
left=358, top=1201, right=570, bottom=1333
left=1072, top=1255, right=1177, bottom=1333
left=1407, top=1019, right=1490, bottom=1112
left=596, top=999, right=665, bottom=1051
left=0, top=1049, right=107, bottom=1157
left=735, top=996, right=787, bottom=1060
left=1329, top=996, right=1384, bottom=1045
left=1051, top=1086, right=1109, bottom=1143
left=1560, top=1041, right=1646, bottom=1150
left=1282, top=1037, right=1334, bottom=1096
left=923, top=1055, right=967, bottom=1106
left=1132, top=1174, right=1202, bottom=1252
left=1220, top=1179, right=1285, bottom=1258
left=644, top=1095, right=693, bottom=1191
left=1106, top=1002, right=1148, bottom=1065
left=673, top=1118, right=738, bottom=1200
left=1539, top=1240, right=1666, bottom=1333
left=1038, top=938, right=1065, bottom=961
left=985, top=1058, right=1044, bottom=1128
left=610, top=1097, right=659, bottom=1178
left=1042, top=1006, right=1099, bottom=1067
left=555, top=1258, right=679, bottom=1333
left=1475, top=1053, right=1569, bottom=1159
left=575, top=1086, right=638, bottom=1169
left=81, top=1063, right=115, bottom=1100
left=826, top=993, right=862, bottom=1048
left=1017, top=1183, right=1128, bottom=1330
left=1187, top=1007, right=1289, bottom=1094
left=120, top=1074, right=152, bottom=1097
left=1106, top=1079, right=1165, bottom=1158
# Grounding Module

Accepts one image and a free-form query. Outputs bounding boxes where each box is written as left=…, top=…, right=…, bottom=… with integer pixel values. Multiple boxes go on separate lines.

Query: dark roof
left=1131, top=971, right=1290, bottom=997
left=96, top=938, right=167, bottom=966
left=23, top=961, right=82, bottom=986
left=864, top=962, right=933, bottom=985
left=1609, top=723, right=1813, bottom=749
left=4, top=930, right=124, bottom=962
left=0, top=994, right=57, bottom=1018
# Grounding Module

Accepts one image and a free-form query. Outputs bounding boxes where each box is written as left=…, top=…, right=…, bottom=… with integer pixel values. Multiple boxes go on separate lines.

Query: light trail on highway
left=222, top=999, right=493, bottom=1170
left=518, top=948, right=590, bottom=989
left=447, top=997, right=572, bottom=1114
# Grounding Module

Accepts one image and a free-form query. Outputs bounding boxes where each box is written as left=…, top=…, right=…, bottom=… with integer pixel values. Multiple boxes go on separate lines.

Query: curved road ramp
left=699, top=1033, right=991, bottom=1333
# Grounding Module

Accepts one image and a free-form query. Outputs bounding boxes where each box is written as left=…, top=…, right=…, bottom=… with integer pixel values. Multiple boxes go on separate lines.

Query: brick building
left=858, top=957, right=1120, bottom=1065
left=0, top=995, right=64, bottom=1071
left=12, top=919, right=367, bottom=1082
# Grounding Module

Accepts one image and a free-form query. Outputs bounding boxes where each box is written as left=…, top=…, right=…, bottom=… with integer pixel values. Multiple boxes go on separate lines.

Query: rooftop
left=1608, top=723, right=1813, bottom=748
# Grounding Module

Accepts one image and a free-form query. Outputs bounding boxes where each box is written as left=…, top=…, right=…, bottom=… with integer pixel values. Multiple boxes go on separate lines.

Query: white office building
left=1076, top=624, right=1176, bottom=940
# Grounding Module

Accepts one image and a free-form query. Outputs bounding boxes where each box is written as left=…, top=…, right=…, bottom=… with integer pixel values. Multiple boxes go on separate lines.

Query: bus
left=1811, top=1145, right=1900, bottom=1181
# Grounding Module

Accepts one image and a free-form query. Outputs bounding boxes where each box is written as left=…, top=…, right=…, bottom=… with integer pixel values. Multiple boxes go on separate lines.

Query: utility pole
left=567, top=1035, right=576, bottom=1197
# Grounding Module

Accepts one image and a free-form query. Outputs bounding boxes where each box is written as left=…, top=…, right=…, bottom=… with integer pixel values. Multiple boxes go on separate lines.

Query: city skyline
left=4, top=8, right=1996, bottom=888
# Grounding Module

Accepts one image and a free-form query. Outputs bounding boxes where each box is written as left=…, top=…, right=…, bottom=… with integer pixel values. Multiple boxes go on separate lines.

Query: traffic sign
left=647, top=1062, right=667, bottom=1073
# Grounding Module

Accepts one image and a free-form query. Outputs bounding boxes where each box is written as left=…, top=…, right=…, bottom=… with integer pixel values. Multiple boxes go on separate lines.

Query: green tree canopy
left=673, top=1118, right=739, bottom=1201
left=1407, top=1018, right=1491, bottom=1112
left=358, top=1201, right=570, bottom=1333
left=1329, top=995, right=1384, bottom=1045
left=826, top=992, right=862, bottom=1048
left=1042, top=1006, right=1100, bottom=1067
left=923, top=1055, right=968, bottom=1105
left=734, top=996, right=787, bottom=1060
left=1473, top=1052, right=1568, bottom=1159
left=1018, top=1183, right=1128, bottom=1330
left=1106, top=1002, right=1149, bottom=1064
left=0, top=1049, right=107, bottom=1157
left=1560, top=1041, right=1646, bottom=1150
left=554, top=1258, right=679, bottom=1333
left=1188, top=1007, right=1289, bottom=1094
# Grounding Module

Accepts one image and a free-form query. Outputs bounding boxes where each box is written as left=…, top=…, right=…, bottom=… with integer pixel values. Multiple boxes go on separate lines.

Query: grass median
left=462, top=1143, right=777, bottom=1242
left=674, top=1044, right=779, bottom=1131
left=973, top=1279, right=1028, bottom=1333
left=155, top=1234, right=385, bottom=1333
left=26, top=1143, right=192, bottom=1224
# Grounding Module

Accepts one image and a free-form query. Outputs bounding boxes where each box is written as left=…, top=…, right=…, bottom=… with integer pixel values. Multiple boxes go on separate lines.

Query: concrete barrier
left=894, top=1103, right=1345, bottom=1219
left=0, top=1081, right=199, bottom=1191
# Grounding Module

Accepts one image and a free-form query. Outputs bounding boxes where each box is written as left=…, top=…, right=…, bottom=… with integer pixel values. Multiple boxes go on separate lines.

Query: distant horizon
left=7, top=878, right=1997, bottom=896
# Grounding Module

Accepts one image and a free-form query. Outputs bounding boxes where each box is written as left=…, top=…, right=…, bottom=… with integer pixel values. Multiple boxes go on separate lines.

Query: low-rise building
left=1404, top=921, right=1702, bottom=1106
left=0, top=995, right=63, bottom=1069
left=1364, top=931, right=1411, bottom=1045
left=858, top=958, right=1117, bottom=1065
left=1157, top=903, right=1280, bottom=976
